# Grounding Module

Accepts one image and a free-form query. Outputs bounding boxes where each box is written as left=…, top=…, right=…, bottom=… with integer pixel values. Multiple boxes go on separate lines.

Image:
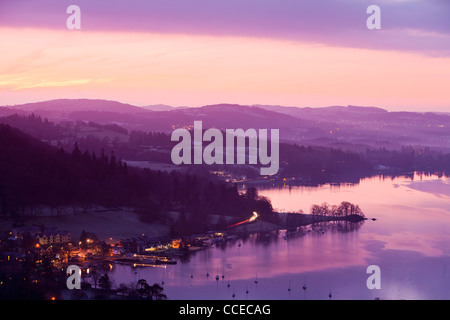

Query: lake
left=108, top=173, right=450, bottom=300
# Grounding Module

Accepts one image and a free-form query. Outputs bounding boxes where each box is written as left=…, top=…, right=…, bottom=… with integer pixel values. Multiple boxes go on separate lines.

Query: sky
left=0, top=0, right=449, bottom=112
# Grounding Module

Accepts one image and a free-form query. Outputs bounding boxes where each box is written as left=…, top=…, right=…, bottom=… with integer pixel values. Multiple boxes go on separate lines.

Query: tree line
left=1, top=114, right=448, bottom=183
left=310, top=201, right=365, bottom=218
left=0, top=124, right=273, bottom=236
left=284, top=201, right=366, bottom=229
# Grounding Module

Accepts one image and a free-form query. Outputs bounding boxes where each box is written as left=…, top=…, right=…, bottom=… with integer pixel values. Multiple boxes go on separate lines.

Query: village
left=0, top=223, right=240, bottom=281
left=0, top=206, right=366, bottom=300
left=0, top=221, right=247, bottom=299
left=0, top=205, right=366, bottom=278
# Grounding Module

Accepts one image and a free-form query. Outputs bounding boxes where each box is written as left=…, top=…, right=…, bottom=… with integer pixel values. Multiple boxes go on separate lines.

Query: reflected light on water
left=109, top=173, right=450, bottom=299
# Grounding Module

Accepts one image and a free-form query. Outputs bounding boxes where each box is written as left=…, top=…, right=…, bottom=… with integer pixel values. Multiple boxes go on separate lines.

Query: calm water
left=109, top=173, right=450, bottom=300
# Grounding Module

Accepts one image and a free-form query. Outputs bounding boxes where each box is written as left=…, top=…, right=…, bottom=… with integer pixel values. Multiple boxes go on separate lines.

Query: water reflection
left=108, top=173, right=450, bottom=300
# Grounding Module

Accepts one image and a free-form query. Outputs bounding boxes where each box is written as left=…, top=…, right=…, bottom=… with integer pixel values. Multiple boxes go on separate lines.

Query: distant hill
left=253, top=104, right=388, bottom=122
left=155, top=103, right=311, bottom=130
left=50, top=102, right=319, bottom=134
left=141, top=104, right=176, bottom=111
left=2, top=99, right=449, bottom=152
left=252, top=104, right=450, bottom=151
left=9, top=99, right=150, bottom=115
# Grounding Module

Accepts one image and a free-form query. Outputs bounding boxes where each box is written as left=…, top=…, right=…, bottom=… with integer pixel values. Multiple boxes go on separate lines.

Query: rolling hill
left=2, top=99, right=449, bottom=151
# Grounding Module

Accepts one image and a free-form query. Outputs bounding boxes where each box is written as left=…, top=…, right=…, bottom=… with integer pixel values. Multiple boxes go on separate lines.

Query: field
left=0, top=210, right=170, bottom=244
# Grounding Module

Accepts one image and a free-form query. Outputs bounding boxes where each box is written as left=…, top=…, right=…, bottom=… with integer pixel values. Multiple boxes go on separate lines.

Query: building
left=12, top=226, right=70, bottom=246
left=36, top=230, right=71, bottom=245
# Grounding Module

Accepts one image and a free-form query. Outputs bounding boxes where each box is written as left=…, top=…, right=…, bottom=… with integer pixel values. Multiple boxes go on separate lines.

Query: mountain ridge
left=7, top=98, right=151, bottom=114
left=2, top=99, right=449, bottom=151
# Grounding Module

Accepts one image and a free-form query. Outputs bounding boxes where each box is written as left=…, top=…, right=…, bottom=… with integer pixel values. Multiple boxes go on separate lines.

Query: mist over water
left=109, top=173, right=450, bottom=300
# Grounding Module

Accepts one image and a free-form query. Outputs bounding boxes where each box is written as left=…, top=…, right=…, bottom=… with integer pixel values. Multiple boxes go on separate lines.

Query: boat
left=114, top=254, right=177, bottom=266
left=155, top=257, right=177, bottom=265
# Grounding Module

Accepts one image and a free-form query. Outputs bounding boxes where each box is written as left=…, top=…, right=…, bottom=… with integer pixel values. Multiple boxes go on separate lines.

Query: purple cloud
left=1, top=0, right=449, bottom=55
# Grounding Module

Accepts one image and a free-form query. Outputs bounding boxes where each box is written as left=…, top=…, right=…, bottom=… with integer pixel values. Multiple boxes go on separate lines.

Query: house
left=36, top=230, right=71, bottom=246
left=12, top=226, right=71, bottom=246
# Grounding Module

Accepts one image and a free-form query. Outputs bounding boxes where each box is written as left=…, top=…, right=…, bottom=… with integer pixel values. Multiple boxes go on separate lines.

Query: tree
left=116, top=283, right=131, bottom=298
left=330, top=205, right=338, bottom=217
left=72, top=142, right=81, bottom=159
left=136, top=279, right=152, bottom=300
left=245, top=187, right=258, bottom=201
left=134, top=279, right=166, bottom=300
left=319, top=202, right=330, bottom=216
left=90, top=269, right=100, bottom=289
left=335, top=201, right=365, bottom=218
left=355, top=205, right=362, bottom=215
left=311, top=204, right=321, bottom=215
left=98, top=273, right=112, bottom=292
left=149, top=283, right=167, bottom=300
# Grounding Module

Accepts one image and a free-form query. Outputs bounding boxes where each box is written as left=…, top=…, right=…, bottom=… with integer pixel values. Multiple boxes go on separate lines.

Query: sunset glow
left=1, top=0, right=450, bottom=112
left=1, top=0, right=450, bottom=304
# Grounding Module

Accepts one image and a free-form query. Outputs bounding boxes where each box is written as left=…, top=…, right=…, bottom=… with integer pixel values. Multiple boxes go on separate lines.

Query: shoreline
left=0, top=209, right=170, bottom=244
left=0, top=209, right=366, bottom=245
left=227, top=212, right=366, bottom=235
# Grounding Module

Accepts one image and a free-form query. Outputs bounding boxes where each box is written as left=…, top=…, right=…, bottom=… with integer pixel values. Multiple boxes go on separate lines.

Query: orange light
left=249, top=211, right=259, bottom=222
left=35, top=243, right=40, bottom=248
left=51, top=297, right=56, bottom=300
